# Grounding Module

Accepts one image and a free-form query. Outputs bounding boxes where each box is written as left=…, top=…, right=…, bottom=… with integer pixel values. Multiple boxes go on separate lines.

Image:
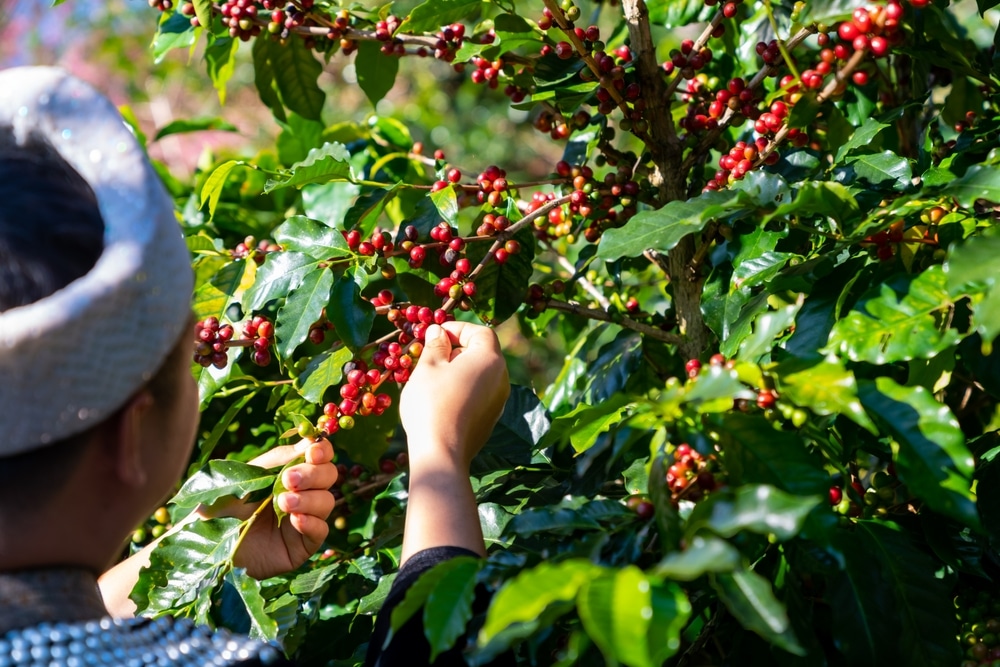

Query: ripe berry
left=756, top=389, right=777, bottom=409
left=685, top=359, right=702, bottom=378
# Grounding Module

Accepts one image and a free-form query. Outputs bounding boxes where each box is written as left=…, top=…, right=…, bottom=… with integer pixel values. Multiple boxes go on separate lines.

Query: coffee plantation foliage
left=122, top=0, right=1000, bottom=664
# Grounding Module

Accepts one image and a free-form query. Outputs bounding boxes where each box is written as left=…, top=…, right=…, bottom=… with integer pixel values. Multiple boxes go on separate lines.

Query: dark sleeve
left=364, top=547, right=515, bottom=667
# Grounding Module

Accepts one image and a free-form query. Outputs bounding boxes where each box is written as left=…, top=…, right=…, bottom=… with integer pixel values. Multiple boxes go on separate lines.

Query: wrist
left=404, top=437, right=472, bottom=475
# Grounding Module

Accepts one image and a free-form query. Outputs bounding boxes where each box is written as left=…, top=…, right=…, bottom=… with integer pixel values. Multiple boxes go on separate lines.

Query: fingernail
left=285, top=470, right=302, bottom=489
left=282, top=493, right=299, bottom=510
left=426, top=325, right=441, bottom=341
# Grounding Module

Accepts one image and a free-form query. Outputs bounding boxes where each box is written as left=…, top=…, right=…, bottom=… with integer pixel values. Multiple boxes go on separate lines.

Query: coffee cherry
left=756, top=389, right=776, bottom=409
left=685, top=359, right=702, bottom=378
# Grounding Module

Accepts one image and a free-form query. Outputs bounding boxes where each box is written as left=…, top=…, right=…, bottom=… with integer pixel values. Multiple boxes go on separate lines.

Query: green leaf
left=823, top=266, right=959, bottom=364
left=479, top=560, right=602, bottom=644
left=172, top=460, right=277, bottom=509
left=243, top=251, right=326, bottom=312
left=192, top=259, right=256, bottom=322
left=154, top=117, right=237, bottom=141
left=597, top=189, right=752, bottom=261
left=718, top=413, right=829, bottom=496
left=205, top=36, right=239, bottom=105
left=272, top=216, right=352, bottom=260
left=270, top=454, right=306, bottom=527
left=945, top=232, right=1000, bottom=344
left=577, top=567, right=690, bottom=667
left=275, top=267, right=335, bottom=359
left=430, top=185, right=459, bottom=227
left=835, top=117, right=891, bottom=162
left=296, top=346, right=354, bottom=404
left=265, top=142, right=353, bottom=192
left=466, top=224, right=535, bottom=324
left=131, top=518, right=241, bottom=621
left=191, top=390, right=257, bottom=469
left=941, top=164, right=1000, bottom=207
left=327, top=269, right=376, bottom=352
left=225, top=569, right=280, bottom=640
left=768, top=181, right=861, bottom=230
left=355, top=40, right=400, bottom=107
left=685, top=485, right=821, bottom=542
left=424, top=558, right=483, bottom=662
left=652, top=535, right=741, bottom=580
left=712, top=569, right=804, bottom=655
left=849, top=151, right=912, bottom=188
left=540, top=394, right=632, bottom=453
left=252, top=37, right=286, bottom=122
left=649, top=452, right=683, bottom=553
left=389, top=557, right=478, bottom=635
left=191, top=0, right=213, bottom=32
left=773, top=356, right=876, bottom=433
left=152, top=12, right=196, bottom=63
left=200, top=160, right=243, bottom=220
left=828, top=521, right=960, bottom=667
left=400, top=0, right=483, bottom=32
left=508, top=500, right=629, bottom=537
left=858, top=378, right=978, bottom=529
left=270, top=36, right=325, bottom=121
left=344, top=186, right=398, bottom=237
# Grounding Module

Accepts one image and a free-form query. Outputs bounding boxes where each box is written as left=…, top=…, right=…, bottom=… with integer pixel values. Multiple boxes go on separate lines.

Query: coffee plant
left=123, top=0, right=1000, bottom=664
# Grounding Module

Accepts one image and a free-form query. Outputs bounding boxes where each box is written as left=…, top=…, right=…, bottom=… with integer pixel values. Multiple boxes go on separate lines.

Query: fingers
left=439, top=321, right=501, bottom=352
left=277, top=488, right=336, bottom=519
left=248, top=437, right=334, bottom=469
left=283, top=457, right=338, bottom=492
left=288, top=512, right=330, bottom=555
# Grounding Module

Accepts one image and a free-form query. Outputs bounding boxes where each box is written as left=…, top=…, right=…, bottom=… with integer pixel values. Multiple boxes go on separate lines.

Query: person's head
left=0, top=70, right=198, bottom=572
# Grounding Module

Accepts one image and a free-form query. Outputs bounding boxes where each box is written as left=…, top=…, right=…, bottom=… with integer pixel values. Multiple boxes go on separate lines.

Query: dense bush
left=128, top=0, right=1000, bottom=664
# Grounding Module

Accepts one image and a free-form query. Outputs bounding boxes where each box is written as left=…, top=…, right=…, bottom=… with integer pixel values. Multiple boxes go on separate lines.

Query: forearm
left=401, top=450, right=485, bottom=564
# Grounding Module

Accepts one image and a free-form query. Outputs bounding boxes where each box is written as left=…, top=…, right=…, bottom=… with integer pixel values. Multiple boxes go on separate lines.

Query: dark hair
left=0, top=126, right=105, bottom=312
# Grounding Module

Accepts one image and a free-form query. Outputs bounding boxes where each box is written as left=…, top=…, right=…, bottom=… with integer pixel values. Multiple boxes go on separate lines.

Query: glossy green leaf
left=131, top=518, right=241, bottom=619
left=344, top=187, right=398, bottom=237
left=773, top=356, right=876, bottom=432
left=597, top=189, right=752, bottom=261
left=828, top=521, right=959, bottom=667
left=192, top=259, right=256, bottom=322
left=430, top=185, right=459, bottom=227
left=152, top=12, right=196, bottom=63
left=685, top=485, right=821, bottom=542
left=272, top=216, right=351, bottom=260
left=269, top=36, right=325, bottom=120
left=858, top=378, right=978, bottom=528
left=540, top=394, right=631, bottom=453
left=465, top=225, right=535, bottom=324
left=945, top=232, right=1000, bottom=344
left=172, top=461, right=277, bottom=509
left=265, top=142, right=353, bottom=192
left=712, top=569, right=804, bottom=655
left=578, top=566, right=690, bottom=667
left=225, top=569, right=280, bottom=640
left=652, top=535, right=741, bottom=580
left=718, top=414, right=829, bottom=496
left=275, top=268, right=334, bottom=359
left=205, top=37, right=238, bottom=105
left=356, top=40, right=400, bottom=107
left=649, top=452, right=683, bottom=553
left=941, top=164, right=1000, bottom=207
left=200, top=160, right=243, bottom=219
left=835, top=118, right=892, bottom=162
left=295, top=345, right=353, bottom=404
left=824, top=266, right=959, bottom=364
left=769, top=181, right=861, bottom=229
left=508, top=500, right=628, bottom=537
left=191, top=0, right=213, bottom=33
left=389, top=557, right=477, bottom=635
left=242, top=251, right=326, bottom=312
left=479, top=560, right=602, bottom=644
left=424, top=558, right=483, bottom=662
left=327, top=269, right=376, bottom=352
left=401, top=0, right=483, bottom=32
left=849, top=151, right=912, bottom=187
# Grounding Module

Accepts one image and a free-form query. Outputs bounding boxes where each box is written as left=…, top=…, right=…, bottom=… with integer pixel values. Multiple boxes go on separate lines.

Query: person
left=0, top=67, right=510, bottom=666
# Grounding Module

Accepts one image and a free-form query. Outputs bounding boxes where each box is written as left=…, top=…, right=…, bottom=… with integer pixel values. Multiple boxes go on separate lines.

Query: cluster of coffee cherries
left=194, top=317, right=235, bottom=369
left=524, top=279, right=567, bottom=316
left=664, top=37, right=719, bottom=81
left=131, top=506, right=172, bottom=548
left=533, top=109, right=591, bottom=141
left=231, top=235, right=280, bottom=265
left=859, top=468, right=908, bottom=518
left=687, top=355, right=780, bottom=411
left=384, top=303, right=453, bottom=343
left=242, top=315, right=275, bottom=366
left=308, top=309, right=335, bottom=345
left=317, top=359, right=394, bottom=434
left=625, top=494, right=655, bottom=519
left=665, top=443, right=719, bottom=502
left=957, top=588, right=1000, bottom=666
left=468, top=55, right=505, bottom=89
left=862, top=219, right=906, bottom=261
left=474, top=164, right=511, bottom=208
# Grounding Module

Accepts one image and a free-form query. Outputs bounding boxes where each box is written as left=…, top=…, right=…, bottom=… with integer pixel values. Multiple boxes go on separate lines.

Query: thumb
left=419, top=324, right=452, bottom=364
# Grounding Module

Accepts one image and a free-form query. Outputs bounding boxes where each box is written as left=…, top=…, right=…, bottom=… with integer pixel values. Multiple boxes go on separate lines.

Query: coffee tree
left=127, top=0, right=1000, bottom=664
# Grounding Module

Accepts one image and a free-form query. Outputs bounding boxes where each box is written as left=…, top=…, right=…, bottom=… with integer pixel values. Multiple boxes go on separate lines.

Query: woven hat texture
left=0, top=67, right=194, bottom=456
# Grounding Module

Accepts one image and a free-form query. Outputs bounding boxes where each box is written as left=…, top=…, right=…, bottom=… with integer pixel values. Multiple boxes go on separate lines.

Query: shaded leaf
left=652, top=536, right=741, bottom=580
left=712, top=569, right=804, bottom=655
left=773, top=356, right=876, bottom=432
left=275, top=267, right=335, bottom=359
left=225, top=569, right=279, bottom=641
left=685, top=485, right=821, bottom=542
left=718, top=414, right=829, bottom=496
left=327, top=269, right=376, bottom=352
left=356, top=41, right=400, bottom=107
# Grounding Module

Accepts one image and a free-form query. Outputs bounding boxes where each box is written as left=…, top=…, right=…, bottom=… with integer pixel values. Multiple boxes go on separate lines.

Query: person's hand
left=200, top=438, right=338, bottom=579
left=400, top=321, right=510, bottom=472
